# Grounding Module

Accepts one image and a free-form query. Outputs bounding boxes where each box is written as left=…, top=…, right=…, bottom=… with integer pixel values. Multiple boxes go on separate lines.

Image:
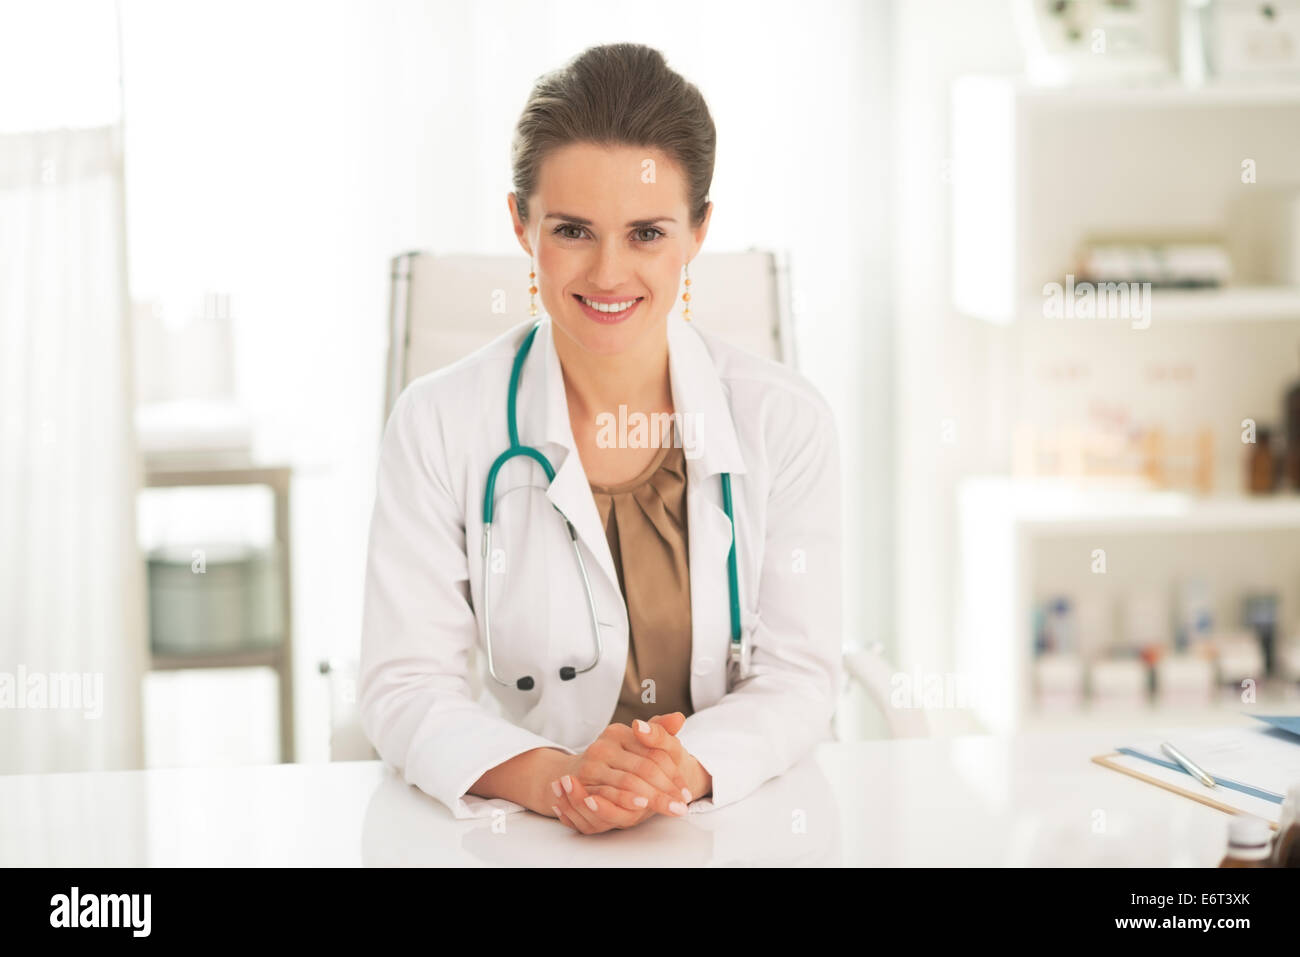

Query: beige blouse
left=590, top=441, right=694, bottom=726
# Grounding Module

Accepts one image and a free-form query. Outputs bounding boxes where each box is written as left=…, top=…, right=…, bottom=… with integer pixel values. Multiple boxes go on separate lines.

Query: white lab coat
left=359, top=313, right=843, bottom=820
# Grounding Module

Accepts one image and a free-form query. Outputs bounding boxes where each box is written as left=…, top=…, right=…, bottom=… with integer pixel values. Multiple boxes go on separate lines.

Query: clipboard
left=1092, top=752, right=1281, bottom=828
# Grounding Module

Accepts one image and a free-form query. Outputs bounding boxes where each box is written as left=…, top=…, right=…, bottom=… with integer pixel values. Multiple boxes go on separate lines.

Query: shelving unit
left=1019, top=285, right=1300, bottom=324
left=951, top=75, right=1300, bottom=326
left=947, top=75, right=1300, bottom=733
left=141, top=457, right=296, bottom=762
left=1002, top=79, right=1300, bottom=109
left=965, top=480, right=1300, bottom=534
left=956, top=478, right=1300, bottom=735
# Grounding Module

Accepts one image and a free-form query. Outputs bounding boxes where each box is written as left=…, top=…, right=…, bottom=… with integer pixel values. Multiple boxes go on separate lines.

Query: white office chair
left=321, top=250, right=925, bottom=760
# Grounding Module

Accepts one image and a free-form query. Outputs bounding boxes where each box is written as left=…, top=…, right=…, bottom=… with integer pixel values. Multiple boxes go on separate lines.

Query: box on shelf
left=1155, top=652, right=1215, bottom=707
left=1088, top=657, right=1149, bottom=708
left=1075, top=595, right=1113, bottom=661
left=1211, top=628, right=1266, bottom=684
left=147, top=542, right=283, bottom=656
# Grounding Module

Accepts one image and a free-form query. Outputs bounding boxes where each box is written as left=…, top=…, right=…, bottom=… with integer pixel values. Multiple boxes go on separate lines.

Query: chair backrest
left=383, top=249, right=795, bottom=422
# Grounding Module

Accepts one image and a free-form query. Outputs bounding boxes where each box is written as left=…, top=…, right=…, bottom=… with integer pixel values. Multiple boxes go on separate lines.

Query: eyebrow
left=543, top=212, right=676, bottom=228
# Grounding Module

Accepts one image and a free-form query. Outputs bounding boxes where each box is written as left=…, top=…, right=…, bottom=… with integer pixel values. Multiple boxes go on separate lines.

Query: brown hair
left=510, top=43, right=716, bottom=230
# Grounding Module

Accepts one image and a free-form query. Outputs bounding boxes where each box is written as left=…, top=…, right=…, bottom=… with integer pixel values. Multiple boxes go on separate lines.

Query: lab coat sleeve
left=675, top=391, right=843, bottom=812
left=358, top=385, right=577, bottom=820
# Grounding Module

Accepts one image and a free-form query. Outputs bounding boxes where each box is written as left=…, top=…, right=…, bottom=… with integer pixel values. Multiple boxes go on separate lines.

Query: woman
left=359, top=43, right=842, bottom=834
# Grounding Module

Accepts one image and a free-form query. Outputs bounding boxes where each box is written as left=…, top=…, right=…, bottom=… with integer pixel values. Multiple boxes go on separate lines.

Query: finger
left=586, top=782, right=661, bottom=814
left=550, top=803, right=579, bottom=832
left=588, top=731, right=686, bottom=805
left=566, top=774, right=641, bottom=829
left=650, top=711, right=686, bottom=736
left=597, top=742, right=690, bottom=812
left=552, top=785, right=588, bottom=833
left=629, top=720, right=693, bottom=800
left=559, top=774, right=612, bottom=833
left=634, top=742, right=693, bottom=802
left=588, top=784, right=674, bottom=821
left=553, top=776, right=601, bottom=834
left=584, top=782, right=644, bottom=813
left=596, top=755, right=690, bottom=818
left=632, top=717, right=685, bottom=761
left=590, top=787, right=656, bottom=826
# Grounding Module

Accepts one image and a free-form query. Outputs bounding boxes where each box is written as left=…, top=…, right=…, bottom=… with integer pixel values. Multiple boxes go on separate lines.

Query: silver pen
left=1161, top=740, right=1216, bottom=789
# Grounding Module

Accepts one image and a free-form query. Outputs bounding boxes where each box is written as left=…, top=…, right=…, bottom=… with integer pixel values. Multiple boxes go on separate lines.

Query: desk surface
left=0, top=728, right=1248, bottom=866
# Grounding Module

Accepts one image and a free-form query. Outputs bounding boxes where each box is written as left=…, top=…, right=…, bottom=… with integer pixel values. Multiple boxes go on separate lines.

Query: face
left=509, top=142, right=711, bottom=358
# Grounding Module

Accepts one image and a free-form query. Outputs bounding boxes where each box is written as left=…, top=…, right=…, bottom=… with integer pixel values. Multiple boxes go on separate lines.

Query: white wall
left=891, top=0, right=1024, bottom=686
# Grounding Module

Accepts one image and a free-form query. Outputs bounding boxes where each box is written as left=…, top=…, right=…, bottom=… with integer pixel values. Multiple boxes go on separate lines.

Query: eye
left=551, top=223, right=666, bottom=244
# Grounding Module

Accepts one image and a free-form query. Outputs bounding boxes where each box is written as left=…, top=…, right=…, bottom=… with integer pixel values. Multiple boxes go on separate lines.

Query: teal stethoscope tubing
left=481, top=321, right=743, bottom=691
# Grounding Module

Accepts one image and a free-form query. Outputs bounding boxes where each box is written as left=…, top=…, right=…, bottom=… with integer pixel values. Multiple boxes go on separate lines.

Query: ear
left=506, top=192, right=533, bottom=258
left=649, top=712, right=686, bottom=736
left=689, top=200, right=713, bottom=256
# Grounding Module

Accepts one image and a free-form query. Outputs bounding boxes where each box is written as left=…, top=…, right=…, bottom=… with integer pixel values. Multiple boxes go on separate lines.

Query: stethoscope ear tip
left=516, top=676, right=535, bottom=691
left=559, top=666, right=576, bottom=681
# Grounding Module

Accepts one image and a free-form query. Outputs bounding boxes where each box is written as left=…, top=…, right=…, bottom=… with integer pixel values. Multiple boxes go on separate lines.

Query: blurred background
left=3, top=0, right=1300, bottom=776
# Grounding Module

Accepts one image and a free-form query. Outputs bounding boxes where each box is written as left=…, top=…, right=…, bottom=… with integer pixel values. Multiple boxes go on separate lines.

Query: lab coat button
left=693, top=656, right=714, bottom=676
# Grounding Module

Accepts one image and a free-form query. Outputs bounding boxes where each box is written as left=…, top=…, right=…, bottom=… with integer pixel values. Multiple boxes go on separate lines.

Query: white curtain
left=0, top=124, right=146, bottom=773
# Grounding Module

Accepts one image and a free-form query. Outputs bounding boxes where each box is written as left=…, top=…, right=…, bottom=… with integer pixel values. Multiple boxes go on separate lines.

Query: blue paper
left=1246, top=713, right=1300, bottom=739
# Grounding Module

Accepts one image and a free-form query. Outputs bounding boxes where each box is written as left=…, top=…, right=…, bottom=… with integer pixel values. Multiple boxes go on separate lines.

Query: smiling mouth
left=572, top=294, right=644, bottom=314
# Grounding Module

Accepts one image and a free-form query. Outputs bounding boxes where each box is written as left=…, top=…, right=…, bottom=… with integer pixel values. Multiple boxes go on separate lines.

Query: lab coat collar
left=525, top=313, right=747, bottom=479
left=515, top=313, right=747, bottom=599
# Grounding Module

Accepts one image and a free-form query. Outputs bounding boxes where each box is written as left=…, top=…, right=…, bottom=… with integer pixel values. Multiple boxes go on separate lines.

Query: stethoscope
left=481, top=321, right=746, bottom=691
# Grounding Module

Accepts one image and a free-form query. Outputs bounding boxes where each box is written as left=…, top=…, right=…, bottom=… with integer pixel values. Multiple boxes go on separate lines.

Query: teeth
left=580, top=296, right=639, bottom=313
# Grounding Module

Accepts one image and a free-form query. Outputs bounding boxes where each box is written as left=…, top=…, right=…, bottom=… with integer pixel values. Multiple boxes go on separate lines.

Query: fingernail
left=634, top=719, right=650, bottom=733
left=551, top=805, right=561, bottom=817
left=633, top=796, right=649, bottom=808
left=551, top=780, right=562, bottom=797
left=669, top=801, right=688, bottom=816
left=561, top=775, right=573, bottom=793
left=681, top=788, right=692, bottom=802
left=584, top=796, right=598, bottom=811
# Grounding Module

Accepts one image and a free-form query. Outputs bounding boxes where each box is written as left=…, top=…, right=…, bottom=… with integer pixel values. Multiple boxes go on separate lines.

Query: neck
left=553, top=326, right=673, bottom=428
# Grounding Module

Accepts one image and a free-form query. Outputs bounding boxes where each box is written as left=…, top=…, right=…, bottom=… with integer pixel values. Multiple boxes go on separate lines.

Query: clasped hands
left=545, top=712, right=711, bottom=834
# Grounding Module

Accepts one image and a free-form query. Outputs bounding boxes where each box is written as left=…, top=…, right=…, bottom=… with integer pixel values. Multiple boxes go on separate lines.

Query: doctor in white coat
left=359, top=42, right=842, bottom=833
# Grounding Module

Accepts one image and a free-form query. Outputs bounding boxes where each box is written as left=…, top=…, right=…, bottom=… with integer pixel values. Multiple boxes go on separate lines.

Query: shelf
left=961, top=74, right=1300, bottom=110
left=957, top=477, right=1300, bottom=735
left=136, top=456, right=295, bottom=760
left=1020, top=285, right=1300, bottom=324
left=961, top=478, right=1300, bottom=535
left=151, top=648, right=282, bottom=671
left=951, top=74, right=1300, bottom=325
left=144, top=460, right=291, bottom=491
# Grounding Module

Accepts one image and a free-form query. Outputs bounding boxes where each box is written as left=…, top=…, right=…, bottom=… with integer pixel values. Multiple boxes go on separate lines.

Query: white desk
left=0, top=728, right=1244, bottom=866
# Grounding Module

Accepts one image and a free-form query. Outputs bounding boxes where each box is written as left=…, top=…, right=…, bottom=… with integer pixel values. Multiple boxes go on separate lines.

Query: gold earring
left=529, top=259, right=538, bottom=317
left=682, top=262, right=692, bottom=322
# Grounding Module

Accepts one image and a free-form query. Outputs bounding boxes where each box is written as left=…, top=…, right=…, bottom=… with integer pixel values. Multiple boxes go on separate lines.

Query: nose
left=586, top=237, right=633, bottom=291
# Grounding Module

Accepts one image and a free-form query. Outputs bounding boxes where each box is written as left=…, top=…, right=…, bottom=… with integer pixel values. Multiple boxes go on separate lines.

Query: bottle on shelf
left=1273, top=784, right=1300, bottom=867
left=1218, top=814, right=1274, bottom=868
left=1286, top=344, right=1300, bottom=490
left=1247, top=426, right=1276, bottom=494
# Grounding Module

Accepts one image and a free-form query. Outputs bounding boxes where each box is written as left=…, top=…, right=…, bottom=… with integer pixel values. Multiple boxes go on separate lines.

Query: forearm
left=468, top=747, right=569, bottom=814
